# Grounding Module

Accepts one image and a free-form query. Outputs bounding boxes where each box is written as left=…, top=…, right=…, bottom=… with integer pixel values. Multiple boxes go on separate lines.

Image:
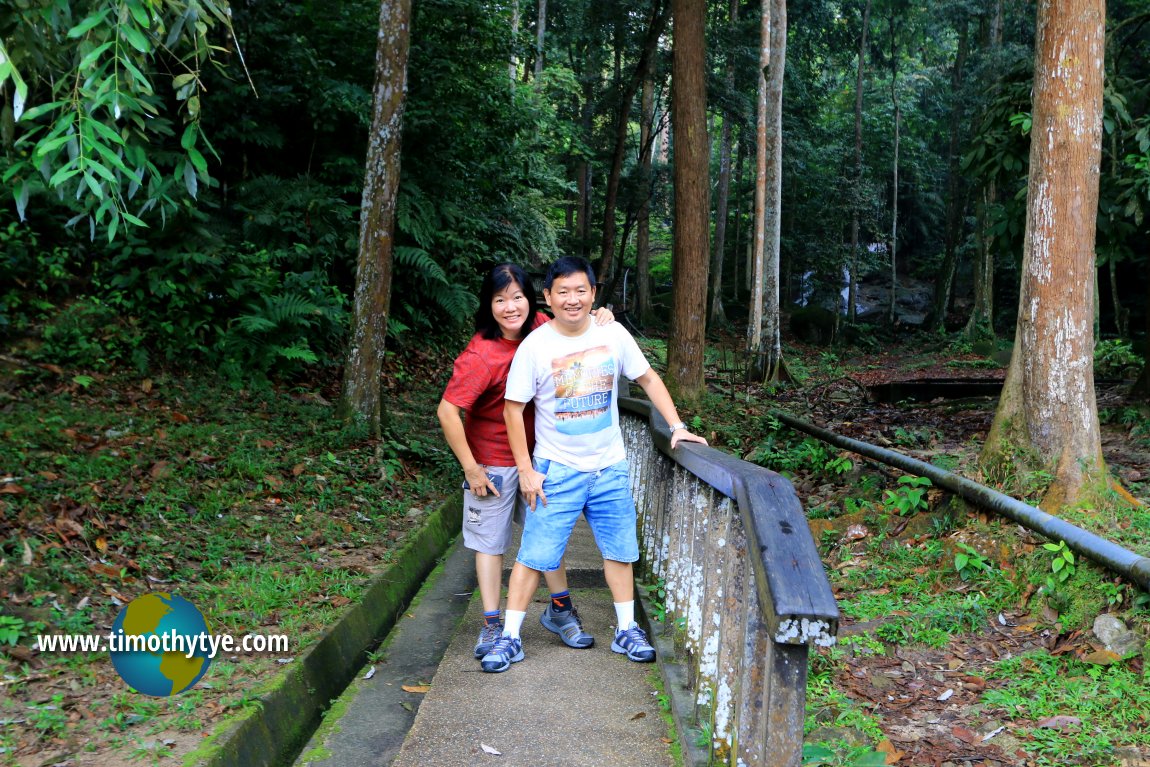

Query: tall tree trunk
left=963, top=0, right=1003, bottom=340
left=597, top=0, right=669, bottom=292
left=964, top=183, right=997, bottom=338
left=888, top=14, right=899, bottom=327
left=759, top=0, right=787, bottom=381
left=666, top=0, right=709, bottom=403
left=509, top=0, right=520, bottom=88
left=708, top=0, right=739, bottom=329
left=748, top=0, right=769, bottom=378
left=636, top=73, right=655, bottom=325
left=980, top=0, right=1106, bottom=511
left=338, top=0, right=412, bottom=435
left=534, top=0, right=547, bottom=80
left=931, top=17, right=970, bottom=332
left=576, top=79, right=594, bottom=260
left=732, top=132, right=747, bottom=301
left=1133, top=267, right=1150, bottom=398
left=847, top=0, right=871, bottom=324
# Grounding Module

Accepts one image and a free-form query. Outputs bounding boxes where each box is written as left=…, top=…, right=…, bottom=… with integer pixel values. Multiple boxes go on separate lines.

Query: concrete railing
left=620, top=398, right=839, bottom=767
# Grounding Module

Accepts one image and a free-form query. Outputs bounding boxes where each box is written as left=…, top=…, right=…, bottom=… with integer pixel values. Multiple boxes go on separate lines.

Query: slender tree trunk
left=636, top=73, right=655, bottom=325
left=534, top=0, right=547, bottom=80
left=597, top=0, right=669, bottom=292
left=965, top=183, right=997, bottom=338
left=708, top=0, right=739, bottom=329
left=848, top=0, right=871, bottom=324
left=732, top=132, right=747, bottom=301
left=1107, top=132, right=1129, bottom=337
left=963, top=0, right=1002, bottom=340
left=980, top=0, right=1106, bottom=511
left=576, top=78, right=594, bottom=260
left=748, top=0, right=769, bottom=378
left=931, top=17, right=969, bottom=332
left=667, top=0, right=710, bottom=402
left=760, top=0, right=787, bottom=380
left=509, top=0, right=520, bottom=88
left=338, top=0, right=412, bottom=435
left=888, top=15, right=900, bottom=327
left=1133, top=267, right=1150, bottom=397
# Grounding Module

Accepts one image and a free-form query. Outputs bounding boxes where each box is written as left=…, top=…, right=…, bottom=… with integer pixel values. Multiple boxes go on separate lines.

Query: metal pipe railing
left=773, top=410, right=1150, bottom=592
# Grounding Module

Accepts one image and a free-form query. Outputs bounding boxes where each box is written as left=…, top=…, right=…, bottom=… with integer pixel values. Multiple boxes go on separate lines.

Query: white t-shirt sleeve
left=505, top=337, right=537, bottom=404
left=614, top=325, right=652, bottom=381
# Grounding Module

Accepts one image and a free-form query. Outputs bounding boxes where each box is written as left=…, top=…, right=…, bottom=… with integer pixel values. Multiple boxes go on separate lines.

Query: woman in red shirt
left=438, top=263, right=611, bottom=662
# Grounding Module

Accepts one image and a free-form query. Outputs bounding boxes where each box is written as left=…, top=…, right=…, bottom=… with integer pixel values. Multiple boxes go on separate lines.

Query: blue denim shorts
left=516, top=457, right=640, bottom=572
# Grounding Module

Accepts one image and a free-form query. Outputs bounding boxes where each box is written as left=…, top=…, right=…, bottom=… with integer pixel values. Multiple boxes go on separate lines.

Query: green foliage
left=983, top=651, right=1150, bottom=765
left=0, top=615, right=31, bottom=646
left=1094, top=339, right=1142, bottom=379
left=643, top=578, right=668, bottom=623
left=883, top=475, right=932, bottom=516
left=0, top=213, right=80, bottom=333
left=1, top=0, right=238, bottom=237
left=953, top=542, right=993, bottom=581
left=1043, top=540, right=1076, bottom=585
left=14, top=238, right=348, bottom=382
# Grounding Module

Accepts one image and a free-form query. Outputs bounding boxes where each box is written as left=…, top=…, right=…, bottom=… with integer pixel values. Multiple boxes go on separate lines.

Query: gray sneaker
left=473, top=621, right=503, bottom=659
left=540, top=604, right=595, bottom=649
left=480, top=635, right=524, bottom=673
left=611, top=622, right=655, bottom=662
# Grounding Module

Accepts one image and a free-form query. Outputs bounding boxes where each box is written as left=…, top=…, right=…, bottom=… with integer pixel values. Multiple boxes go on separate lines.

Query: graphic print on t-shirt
left=551, top=346, right=615, bottom=435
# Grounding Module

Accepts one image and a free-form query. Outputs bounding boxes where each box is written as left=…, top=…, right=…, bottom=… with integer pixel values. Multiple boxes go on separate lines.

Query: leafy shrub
left=1094, top=339, right=1142, bottom=379
left=0, top=214, right=82, bottom=335
left=33, top=300, right=147, bottom=372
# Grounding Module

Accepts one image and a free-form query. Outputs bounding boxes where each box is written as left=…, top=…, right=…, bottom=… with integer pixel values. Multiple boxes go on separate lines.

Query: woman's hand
left=465, top=465, right=499, bottom=497
left=590, top=305, right=616, bottom=325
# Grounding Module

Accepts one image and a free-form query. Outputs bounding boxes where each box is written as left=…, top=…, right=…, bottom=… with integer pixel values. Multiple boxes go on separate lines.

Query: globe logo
left=108, top=593, right=213, bottom=697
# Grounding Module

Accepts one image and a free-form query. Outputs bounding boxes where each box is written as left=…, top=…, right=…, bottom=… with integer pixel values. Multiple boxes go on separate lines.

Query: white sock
left=504, top=610, right=526, bottom=639
left=614, top=600, right=635, bottom=632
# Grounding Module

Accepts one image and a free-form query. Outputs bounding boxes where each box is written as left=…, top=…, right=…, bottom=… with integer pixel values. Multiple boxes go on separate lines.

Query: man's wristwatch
left=670, top=421, right=688, bottom=433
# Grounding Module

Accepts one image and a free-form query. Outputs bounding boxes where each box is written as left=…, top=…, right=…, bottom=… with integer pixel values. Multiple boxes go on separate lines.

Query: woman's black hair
left=475, top=263, right=538, bottom=340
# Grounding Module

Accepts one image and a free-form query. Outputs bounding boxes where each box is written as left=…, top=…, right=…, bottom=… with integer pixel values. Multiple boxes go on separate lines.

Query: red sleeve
left=530, top=311, right=549, bottom=330
left=442, top=347, right=493, bottom=411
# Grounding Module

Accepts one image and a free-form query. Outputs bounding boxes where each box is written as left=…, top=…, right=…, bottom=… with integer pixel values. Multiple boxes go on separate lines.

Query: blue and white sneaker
left=480, top=635, right=524, bottom=673
left=611, top=622, right=656, bottom=662
left=473, top=621, right=503, bottom=659
left=540, top=604, right=595, bottom=649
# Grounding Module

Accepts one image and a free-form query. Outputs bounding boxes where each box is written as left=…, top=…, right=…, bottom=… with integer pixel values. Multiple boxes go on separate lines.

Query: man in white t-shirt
left=478, top=256, right=708, bottom=673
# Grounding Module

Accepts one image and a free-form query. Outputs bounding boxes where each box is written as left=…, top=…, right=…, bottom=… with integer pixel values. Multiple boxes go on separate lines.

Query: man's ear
left=543, top=288, right=552, bottom=305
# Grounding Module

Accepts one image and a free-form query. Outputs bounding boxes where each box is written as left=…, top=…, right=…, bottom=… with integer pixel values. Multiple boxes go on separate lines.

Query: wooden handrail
left=620, top=397, right=838, bottom=767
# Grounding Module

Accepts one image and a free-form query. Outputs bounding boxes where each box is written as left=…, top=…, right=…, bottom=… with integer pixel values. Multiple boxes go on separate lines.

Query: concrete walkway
left=295, top=520, right=675, bottom=767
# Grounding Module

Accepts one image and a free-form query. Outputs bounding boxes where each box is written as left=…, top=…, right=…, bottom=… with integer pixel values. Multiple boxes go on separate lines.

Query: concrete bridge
left=204, top=399, right=839, bottom=767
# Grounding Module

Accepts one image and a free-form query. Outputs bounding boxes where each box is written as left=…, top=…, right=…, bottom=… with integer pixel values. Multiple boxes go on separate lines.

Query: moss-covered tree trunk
left=596, top=0, right=669, bottom=293
left=666, top=0, right=709, bottom=403
left=980, top=0, right=1106, bottom=511
left=636, top=73, right=655, bottom=326
left=747, top=0, right=769, bottom=378
left=847, top=0, right=871, bottom=325
left=759, top=0, right=787, bottom=382
left=337, top=0, right=412, bottom=436
left=708, top=0, right=739, bottom=330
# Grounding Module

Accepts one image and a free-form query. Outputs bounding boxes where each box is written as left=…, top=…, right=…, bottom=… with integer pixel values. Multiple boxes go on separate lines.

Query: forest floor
left=752, top=338, right=1150, bottom=767
left=2, top=332, right=1150, bottom=767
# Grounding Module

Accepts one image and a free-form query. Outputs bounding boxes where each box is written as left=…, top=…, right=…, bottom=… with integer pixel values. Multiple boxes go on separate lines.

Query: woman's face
left=491, top=281, right=531, bottom=339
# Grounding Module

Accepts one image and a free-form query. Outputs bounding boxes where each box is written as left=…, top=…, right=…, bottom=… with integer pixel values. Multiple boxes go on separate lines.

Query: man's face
left=544, top=271, right=596, bottom=333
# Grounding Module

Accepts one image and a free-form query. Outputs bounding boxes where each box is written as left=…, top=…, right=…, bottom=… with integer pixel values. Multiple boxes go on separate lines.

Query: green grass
left=0, top=368, right=456, bottom=764
left=983, top=651, right=1150, bottom=766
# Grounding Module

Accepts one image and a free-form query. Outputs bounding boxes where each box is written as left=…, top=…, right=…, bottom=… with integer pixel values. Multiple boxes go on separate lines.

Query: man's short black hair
left=544, top=256, right=597, bottom=290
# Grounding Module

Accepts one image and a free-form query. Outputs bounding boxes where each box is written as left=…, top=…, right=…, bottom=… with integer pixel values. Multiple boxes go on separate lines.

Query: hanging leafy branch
left=0, top=0, right=242, bottom=240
